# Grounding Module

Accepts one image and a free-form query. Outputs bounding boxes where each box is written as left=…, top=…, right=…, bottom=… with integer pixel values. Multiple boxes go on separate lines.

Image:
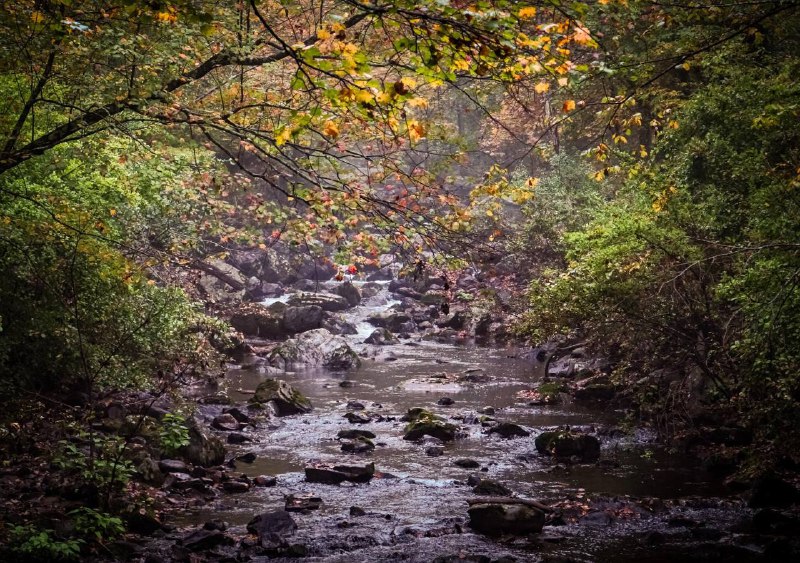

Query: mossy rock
left=535, top=430, right=600, bottom=462
left=250, top=378, right=312, bottom=416
left=404, top=420, right=457, bottom=442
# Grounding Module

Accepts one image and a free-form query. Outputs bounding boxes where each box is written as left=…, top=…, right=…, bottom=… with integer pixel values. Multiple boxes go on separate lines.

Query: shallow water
left=171, top=284, right=747, bottom=561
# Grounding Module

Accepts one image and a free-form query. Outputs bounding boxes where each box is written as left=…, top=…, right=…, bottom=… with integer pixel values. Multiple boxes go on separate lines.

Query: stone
left=346, top=401, right=365, bottom=410
left=350, top=506, right=367, bottom=517
left=198, top=259, right=247, bottom=303
left=282, top=305, right=323, bottom=334
left=229, top=303, right=284, bottom=338
left=181, top=422, right=226, bottom=467
left=137, top=457, right=164, bottom=486
left=472, top=479, right=513, bottom=496
left=426, top=446, right=444, bottom=457
left=402, top=408, right=458, bottom=442
left=227, top=432, right=251, bottom=444
left=454, top=458, right=480, bottom=469
left=287, top=291, right=351, bottom=312
left=305, top=462, right=375, bottom=484
left=236, top=452, right=257, bottom=463
left=247, top=511, right=297, bottom=548
left=341, top=437, right=375, bottom=453
left=223, top=407, right=252, bottom=424
left=435, top=311, right=468, bottom=330
left=535, top=431, right=601, bottom=462
left=332, top=282, right=362, bottom=307
left=158, top=459, right=189, bottom=474
left=250, top=379, right=313, bottom=416
left=181, top=528, right=234, bottom=551
left=437, top=397, right=455, bottom=406
left=574, top=384, right=616, bottom=402
left=211, top=413, right=240, bottom=432
left=489, top=422, right=531, bottom=439
left=366, top=311, right=413, bottom=332
left=254, top=475, right=278, bottom=487
left=285, top=493, right=323, bottom=512
left=364, top=328, right=400, bottom=345
left=468, top=503, right=545, bottom=536
left=344, top=412, right=372, bottom=424
left=478, top=406, right=495, bottom=415
left=337, top=429, right=377, bottom=440
left=222, top=480, right=250, bottom=493
left=269, top=329, right=360, bottom=370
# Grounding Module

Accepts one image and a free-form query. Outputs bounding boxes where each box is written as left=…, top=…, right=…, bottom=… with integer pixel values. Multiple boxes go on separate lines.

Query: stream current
left=175, top=282, right=753, bottom=562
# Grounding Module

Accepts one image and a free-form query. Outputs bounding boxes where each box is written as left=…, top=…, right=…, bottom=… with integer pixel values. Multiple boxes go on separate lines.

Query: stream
left=173, top=282, right=756, bottom=562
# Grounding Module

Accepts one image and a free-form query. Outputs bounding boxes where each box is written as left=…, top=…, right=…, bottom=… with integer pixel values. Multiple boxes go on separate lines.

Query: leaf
left=518, top=7, right=537, bottom=19
left=563, top=100, right=576, bottom=112
left=534, top=81, right=550, bottom=94
left=323, top=121, right=339, bottom=138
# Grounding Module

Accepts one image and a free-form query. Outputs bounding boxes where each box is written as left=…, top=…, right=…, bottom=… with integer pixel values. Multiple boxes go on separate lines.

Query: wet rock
left=350, top=506, right=367, bottom=517
left=468, top=502, right=545, bottom=536
left=288, top=291, right=350, bottom=312
left=247, top=511, right=297, bottom=548
left=573, top=384, right=616, bottom=402
left=367, top=311, right=413, bottom=332
left=489, top=422, right=530, bottom=439
left=396, top=286, right=422, bottom=299
left=332, top=281, right=362, bottom=307
left=286, top=493, right=323, bottom=512
left=346, top=401, right=366, bottom=410
left=226, top=432, right=251, bottom=444
left=341, top=437, right=375, bottom=453
left=753, top=508, right=800, bottom=535
left=437, top=397, right=455, bottom=406
left=344, top=412, right=372, bottom=424
left=404, top=417, right=458, bottom=442
left=180, top=528, right=234, bottom=551
left=305, top=462, right=375, bottom=484
left=229, top=303, right=283, bottom=338
left=137, top=457, right=164, bottom=486
left=364, top=327, right=400, bottom=345
left=322, top=315, right=359, bottom=336
left=478, top=406, right=496, bottom=415
left=459, top=369, right=491, bottom=384
left=181, top=422, right=226, bottom=467
left=222, top=407, right=252, bottom=424
left=270, top=329, right=360, bottom=370
left=749, top=474, right=800, bottom=508
left=535, top=430, right=601, bottom=462
left=282, top=305, right=324, bottom=333
left=125, top=510, right=164, bottom=535
left=339, top=380, right=355, bottom=388
left=254, top=475, right=277, bottom=487
left=518, top=382, right=569, bottom=405
left=579, top=511, right=613, bottom=527
left=455, top=458, right=480, bottom=469
left=236, top=452, right=257, bottom=463
left=203, top=519, right=227, bottom=532
left=249, top=378, right=313, bottom=415
left=337, top=429, right=376, bottom=440
left=211, top=413, right=240, bottom=431
left=222, top=480, right=250, bottom=493
left=472, top=479, right=513, bottom=496
left=158, top=459, right=189, bottom=474
left=426, top=446, right=444, bottom=457
left=435, top=311, right=468, bottom=330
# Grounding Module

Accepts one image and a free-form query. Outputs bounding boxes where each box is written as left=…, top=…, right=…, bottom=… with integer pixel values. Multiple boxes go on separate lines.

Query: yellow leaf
left=399, top=77, right=417, bottom=90
left=408, top=120, right=425, bottom=142
left=275, top=128, right=292, bottom=146
left=31, top=11, right=45, bottom=24
left=563, top=99, right=576, bottom=112
left=668, top=120, right=680, bottom=129
left=317, top=28, right=331, bottom=41
left=518, top=7, right=537, bottom=19
left=377, top=91, right=392, bottom=104
left=558, top=77, right=569, bottom=86
left=323, top=121, right=339, bottom=139
left=109, top=209, right=117, bottom=216
left=534, top=81, right=550, bottom=94
left=407, top=96, right=429, bottom=109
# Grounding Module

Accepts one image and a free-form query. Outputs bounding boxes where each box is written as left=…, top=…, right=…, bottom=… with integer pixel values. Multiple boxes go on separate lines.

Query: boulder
left=321, top=315, right=358, bottom=336
left=338, top=429, right=376, bottom=440
left=364, top=328, right=399, bottom=345
left=535, top=431, right=600, bottom=462
left=749, top=474, right=800, bottom=508
left=403, top=408, right=458, bottom=442
left=249, top=379, right=312, bottom=415
left=489, top=422, right=531, bottom=439
left=305, top=462, right=375, bottom=484
left=468, top=502, right=545, bottom=536
left=341, top=437, right=375, bottom=453
left=181, top=422, right=226, bottom=467
left=574, top=384, right=616, bottom=402
left=287, top=292, right=350, bottom=312
left=198, top=258, right=247, bottom=303
left=211, top=413, right=240, bottom=431
left=332, top=282, right=362, bottom=307
left=269, top=329, right=360, bottom=370
left=366, top=311, right=413, bottom=332
left=229, top=303, right=284, bottom=338
left=282, top=305, right=323, bottom=334
left=435, top=311, right=469, bottom=330
left=472, top=479, right=513, bottom=496
left=158, top=459, right=189, bottom=474
left=247, top=511, right=297, bottom=548
left=181, top=528, right=234, bottom=551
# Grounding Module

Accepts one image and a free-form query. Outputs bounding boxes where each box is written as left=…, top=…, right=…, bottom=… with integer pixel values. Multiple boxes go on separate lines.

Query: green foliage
left=69, top=507, right=125, bottom=544
left=7, top=524, right=83, bottom=562
left=158, top=412, right=191, bottom=455
left=54, top=432, right=134, bottom=493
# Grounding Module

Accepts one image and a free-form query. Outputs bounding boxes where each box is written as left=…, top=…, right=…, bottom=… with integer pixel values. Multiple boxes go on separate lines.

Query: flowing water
left=173, top=282, right=752, bottom=561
